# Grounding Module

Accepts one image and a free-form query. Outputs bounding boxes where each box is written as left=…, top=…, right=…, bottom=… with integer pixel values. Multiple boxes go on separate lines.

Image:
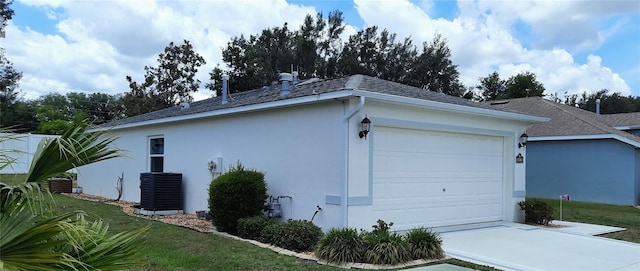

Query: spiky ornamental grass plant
left=361, top=220, right=411, bottom=265
left=316, top=228, right=364, bottom=264
left=405, top=227, right=444, bottom=260
left=0, top=123, right=149, bottom=271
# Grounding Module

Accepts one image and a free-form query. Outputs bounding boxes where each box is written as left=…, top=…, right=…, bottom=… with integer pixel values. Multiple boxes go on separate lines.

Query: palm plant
left=0, top=123, right=149, bottom=271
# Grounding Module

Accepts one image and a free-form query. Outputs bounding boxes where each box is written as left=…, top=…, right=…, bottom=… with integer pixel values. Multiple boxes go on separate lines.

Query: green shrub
left=361, top=220, right=410, bottom=265
left=259, top=223, right=283, bottom=244
left=316, top=228, right=364, bottom=264
left=237, top=216, right=272, bottom=240
left=518, top=198, right=554, bottom=225
left=259, top=220, right=323, bottom=252
left=405, top=227, right=444, bottom=260
left=208, top=163, right=268, bottom=233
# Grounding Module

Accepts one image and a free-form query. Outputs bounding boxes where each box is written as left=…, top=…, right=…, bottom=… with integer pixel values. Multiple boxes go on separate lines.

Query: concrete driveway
left=439, top=222, right=640, bottom=271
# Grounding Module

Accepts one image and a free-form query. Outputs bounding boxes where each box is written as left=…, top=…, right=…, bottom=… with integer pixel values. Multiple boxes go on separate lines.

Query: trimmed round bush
left=518, top=199, right=554, bottom=225
left=316, top=228, right=364, bottom=264
left=237, top=216, right=272, bottom=240
left=262, top=220, right=323, bottom=252
left=405, top=227, right=444, bottom=260
left=208, top=163, right=268, bottom=233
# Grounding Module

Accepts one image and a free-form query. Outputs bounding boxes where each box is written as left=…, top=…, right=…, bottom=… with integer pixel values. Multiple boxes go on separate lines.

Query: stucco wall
left=78, top=100, right=347, bottom=230
left=346, top=100, right=528, bottom=230
left=526, top=139, right=638, bottom=205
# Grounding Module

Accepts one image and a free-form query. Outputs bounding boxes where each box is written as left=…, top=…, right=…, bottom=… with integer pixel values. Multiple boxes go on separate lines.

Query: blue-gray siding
left=527, top=139, right=639, bottom=205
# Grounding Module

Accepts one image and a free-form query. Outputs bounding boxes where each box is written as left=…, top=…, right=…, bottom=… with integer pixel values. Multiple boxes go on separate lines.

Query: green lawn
left=538, top=198, right=640, bottom=243
left=48, top=194, right=499, bottom=271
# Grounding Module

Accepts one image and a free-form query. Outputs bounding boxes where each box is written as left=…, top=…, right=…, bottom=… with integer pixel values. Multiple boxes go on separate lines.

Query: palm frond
left=25, top=122, right=122, bottom=184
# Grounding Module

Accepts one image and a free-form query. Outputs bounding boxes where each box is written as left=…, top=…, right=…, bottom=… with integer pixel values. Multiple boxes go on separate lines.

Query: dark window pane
left=150, top=157, right=163, bottom=172
left=150, top=138, right=164, bottom=154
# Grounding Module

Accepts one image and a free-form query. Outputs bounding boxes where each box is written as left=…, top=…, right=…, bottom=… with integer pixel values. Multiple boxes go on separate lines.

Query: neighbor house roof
left=597, top=112, right=640, bottom=129
left=99, top=75, right=545, bottom=130
left=489, top=97, right=640, bottom=147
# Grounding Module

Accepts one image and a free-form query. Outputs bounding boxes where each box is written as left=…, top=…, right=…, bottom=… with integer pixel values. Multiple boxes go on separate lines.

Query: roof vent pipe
left=279, top=73, right=293, bottom=96
left=292, top=71, right=299, bottom=85
left=596, top=98, right=601, bottom=115
left=221, top=74, right=229, bottom=105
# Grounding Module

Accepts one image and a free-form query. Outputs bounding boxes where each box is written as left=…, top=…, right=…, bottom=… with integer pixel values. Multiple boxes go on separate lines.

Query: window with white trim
left=149, top=137, right=164, bottom=172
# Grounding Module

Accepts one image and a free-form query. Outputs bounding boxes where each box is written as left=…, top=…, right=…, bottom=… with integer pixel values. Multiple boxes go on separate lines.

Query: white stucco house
left=78, top=74, right=545, bottom=231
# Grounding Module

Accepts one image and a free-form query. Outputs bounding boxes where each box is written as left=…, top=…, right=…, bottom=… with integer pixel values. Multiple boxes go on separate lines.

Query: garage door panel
left=375, top=153, right=502, bottom=175
left=372, top=126, right=504, bottom=230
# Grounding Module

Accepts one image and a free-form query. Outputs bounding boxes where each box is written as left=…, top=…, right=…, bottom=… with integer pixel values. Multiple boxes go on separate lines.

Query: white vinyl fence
left=0, top=133, right=60, bottom=174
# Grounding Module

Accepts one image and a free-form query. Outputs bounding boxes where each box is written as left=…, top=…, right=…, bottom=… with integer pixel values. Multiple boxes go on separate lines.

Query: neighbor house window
left=149, top=137, right=164, bottom=172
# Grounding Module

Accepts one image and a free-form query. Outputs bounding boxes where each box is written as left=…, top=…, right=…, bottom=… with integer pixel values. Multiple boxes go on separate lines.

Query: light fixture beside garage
left=518, top=133, right=528, bottom=148
left=359, top=116, right=371, bottom=139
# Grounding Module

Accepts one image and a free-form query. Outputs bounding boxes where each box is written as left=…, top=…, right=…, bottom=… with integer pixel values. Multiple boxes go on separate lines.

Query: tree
left=503, top=71, right=545, bottom=99
left=1, top=0, right=14, bottom=33
left=477, top=71, right=506, bottom=101
left=124, top=40, right=205, bottom=117
left=406, top=33, right=463, bottom=96
left=0, top=122, right=149, bottom=270
left=576, top=89, right=639, bottom=114
left=1, top=0, right=22, bottom=128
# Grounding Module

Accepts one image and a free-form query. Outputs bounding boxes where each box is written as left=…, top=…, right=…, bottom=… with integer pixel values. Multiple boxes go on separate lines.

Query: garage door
left=373, top=126, right=504, bottom=230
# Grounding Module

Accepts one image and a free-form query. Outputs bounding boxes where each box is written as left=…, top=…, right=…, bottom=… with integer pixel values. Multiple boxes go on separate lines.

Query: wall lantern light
left=518, top=133, right=528, bottom=148
left=359, top=116, right=371, bottom=139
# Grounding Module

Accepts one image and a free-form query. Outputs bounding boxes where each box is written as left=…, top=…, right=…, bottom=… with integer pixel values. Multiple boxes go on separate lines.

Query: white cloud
left=5, top=0, right=636, bottom=102
left=353, top=0, right=633, bottom=96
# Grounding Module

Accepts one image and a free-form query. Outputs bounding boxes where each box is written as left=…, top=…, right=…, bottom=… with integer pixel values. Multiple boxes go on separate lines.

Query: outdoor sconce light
left=518, top=133, right=528, bottom=148
left=359, top=116, right=371, bottom=139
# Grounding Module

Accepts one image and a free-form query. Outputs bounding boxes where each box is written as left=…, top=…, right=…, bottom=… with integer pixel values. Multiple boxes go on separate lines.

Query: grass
left=0, top=173, right=27, bottom=186
left=537, top=198, right=640, bottom=243
left=47, top=194, right=501, bottom=271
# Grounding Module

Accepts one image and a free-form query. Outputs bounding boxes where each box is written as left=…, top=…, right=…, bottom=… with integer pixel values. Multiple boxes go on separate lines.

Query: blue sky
left=4, top=0, right=639, bottom=100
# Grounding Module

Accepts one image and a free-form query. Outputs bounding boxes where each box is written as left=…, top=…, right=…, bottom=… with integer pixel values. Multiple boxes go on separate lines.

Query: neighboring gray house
left=492, top=97, right=640, bottom=205
left=78, top=74, right=544, bottom=231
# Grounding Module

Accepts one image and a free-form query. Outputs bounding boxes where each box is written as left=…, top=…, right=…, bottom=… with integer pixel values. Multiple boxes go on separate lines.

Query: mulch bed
left=63, top=193, right=214, bottom=233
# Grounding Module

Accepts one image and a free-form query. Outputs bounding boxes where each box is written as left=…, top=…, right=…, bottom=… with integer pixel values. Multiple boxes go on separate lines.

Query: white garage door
left=373, top=126, right=504, bottom=230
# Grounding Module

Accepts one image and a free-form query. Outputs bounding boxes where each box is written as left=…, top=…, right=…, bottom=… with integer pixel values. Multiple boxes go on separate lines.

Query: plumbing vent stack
left=292, top=71, right=299, bottom=85
left=279, top=73, right=293, bottom=96
left=221, top=74, right=229, bottom=105
left=596, top=98, right=601, bottom=115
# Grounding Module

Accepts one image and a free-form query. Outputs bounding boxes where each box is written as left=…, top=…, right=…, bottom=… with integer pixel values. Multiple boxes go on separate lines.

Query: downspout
left=342, top=96, right=365, bottom=228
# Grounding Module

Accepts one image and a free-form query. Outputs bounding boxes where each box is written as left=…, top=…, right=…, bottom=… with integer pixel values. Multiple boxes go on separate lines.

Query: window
left=149, top=137, right=164, bottom=172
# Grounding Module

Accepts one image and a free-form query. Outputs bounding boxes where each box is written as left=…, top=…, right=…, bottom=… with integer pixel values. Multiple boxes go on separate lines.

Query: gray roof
left=597, top=112, right=640, bottom=127
left=489, top=97, right=640, bottom=145
left=103, top=74, right=528, bottom=128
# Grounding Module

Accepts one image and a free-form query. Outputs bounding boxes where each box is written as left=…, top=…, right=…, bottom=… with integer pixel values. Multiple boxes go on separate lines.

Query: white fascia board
left=530, top=134, right=640, bottom=148
left=92, top=90, right=355, bottom=131
left=351, top=90, right=549, bottom=123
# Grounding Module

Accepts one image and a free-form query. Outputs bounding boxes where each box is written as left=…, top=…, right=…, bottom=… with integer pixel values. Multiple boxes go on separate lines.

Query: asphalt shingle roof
left=597, top=112, right=640, bottom=127
left=103, top=74, right=523, bottom=128
left=489, top=97, right=640, bottom=145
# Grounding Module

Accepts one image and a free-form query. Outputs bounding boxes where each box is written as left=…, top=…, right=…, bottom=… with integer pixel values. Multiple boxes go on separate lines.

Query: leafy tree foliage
left=212, top=13, right=466, bottom=97
left=476, top=71, right=505, bottom=101
left=0, top=49, right=23, bottom=127
left=406, top=33, right=463, bottom=96
left=559, top=89, right=640, bottom=113
left=1, top=0, right=14, bottom=33
left=476, top=71, right=545, bottom=100
left=504, top=71, right=545, bottom=99
left=124, top=39, right=205, bottom=116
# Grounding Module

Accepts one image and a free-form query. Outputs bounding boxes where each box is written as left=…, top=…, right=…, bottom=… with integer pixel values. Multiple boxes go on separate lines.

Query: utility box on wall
left=139, top=173, right=183, bottom=211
